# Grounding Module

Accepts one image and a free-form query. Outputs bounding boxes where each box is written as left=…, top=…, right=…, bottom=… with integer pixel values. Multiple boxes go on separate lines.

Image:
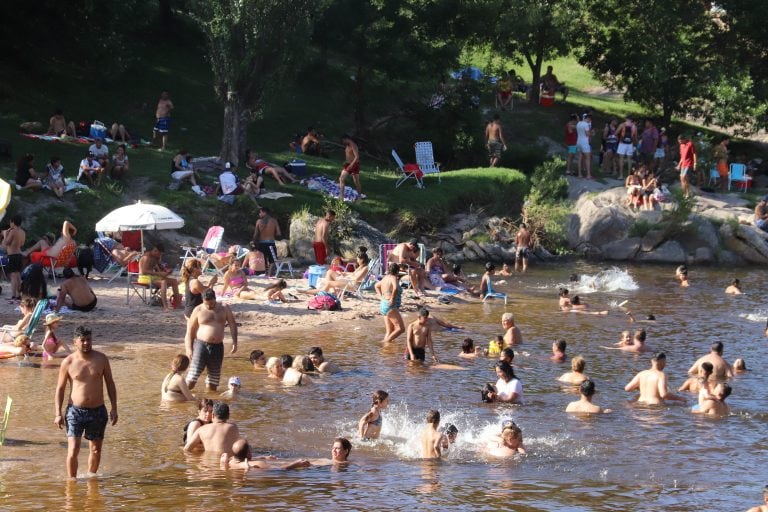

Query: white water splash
left=563, top=267, right=639, bottom=294
left=739, top=310, right=768, bottom=323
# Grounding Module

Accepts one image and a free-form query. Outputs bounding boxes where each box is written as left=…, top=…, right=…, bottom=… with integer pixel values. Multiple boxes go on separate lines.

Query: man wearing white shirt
left=88, top=138, right=110, bottom=171
left=79, top=152, right=103, bottom=187
left=218, top=163, right=243, bottom=197
left=576, top=113, right=594, bottom=179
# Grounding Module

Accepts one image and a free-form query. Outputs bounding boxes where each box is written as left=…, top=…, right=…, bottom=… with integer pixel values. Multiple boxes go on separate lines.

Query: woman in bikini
left=41, top=313, right=70, bottom=361
left=319, top=253, right=370, bottom=295
left=183, top=398, right=214, bottom=444
left=374, top=263, right=405, bottom=344
left=221, top=260, right=257, bottom=300
left=161, top=354, right=196, bottom=402
left=358, top=390, right=389, bottom=440
left=181, top=258, right=218, bottom=319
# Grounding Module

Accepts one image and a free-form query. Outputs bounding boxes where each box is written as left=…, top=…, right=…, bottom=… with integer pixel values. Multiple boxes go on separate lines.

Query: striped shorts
left=186, top=339, right=224, bottom=388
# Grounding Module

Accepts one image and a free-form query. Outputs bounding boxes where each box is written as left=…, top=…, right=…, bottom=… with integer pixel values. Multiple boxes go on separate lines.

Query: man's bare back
left=254, top=217, right=280, bottom=241
left=187, top=421, right=240, bottom=454
left=314, top=217, right=330, bottom=244
left=421, top=426, right=443, bottom=458
left=58, top=276, right=96, bottom=310
left=3, top=225, right=25, bottom=255
left=627, top=369, right=667, bottom=405
left=689, top=354, right=732, bottom=380
left=486, top=121, right=503, bottom=142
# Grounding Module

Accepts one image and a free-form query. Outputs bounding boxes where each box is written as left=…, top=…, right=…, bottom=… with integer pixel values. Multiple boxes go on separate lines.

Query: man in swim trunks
left=485, top=114, right=507, bottom=167
left=677, top=134, right=696, bottom=198
left=624, top=352, right=685, bottom=405
left=501, top=312, right=523, bottom=346
left=54, top=325, right=118, bottom=477
left=2, top=215, right=26, bottom=301
left=687, top=341, right=733, bottom=381
left=153, top=90, right=174, bottom=151
left=183, top=401, right=240, bottom=454
left=185, top=289, right=238, bottom=392
left=55, top=268, right=98, bottom=312
left=47, top=108, right=77, bottom=137
left=390, top=240, right=430, bottom=296
left=301, top=128, right=322, bottom=155
left=406, top=308, right=438, bottom=362
left=313, top=210, right=335, bottom=265
left=514, top=223, right=531, bottom=272
left=338, top=134, right=363, bottom=201
left=252, top=206, right=281, bottom=276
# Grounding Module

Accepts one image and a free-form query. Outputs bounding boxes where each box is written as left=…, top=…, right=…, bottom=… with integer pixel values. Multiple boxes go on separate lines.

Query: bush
left=522, top=158, right=571, bottom=254
left=500, top=143, right=548, bottom=174
left=529, top=158, right=568, bottom=203
left=629, top=219, right=654, bottom=238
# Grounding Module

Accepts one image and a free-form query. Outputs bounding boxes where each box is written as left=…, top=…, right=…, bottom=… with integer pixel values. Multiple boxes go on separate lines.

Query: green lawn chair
left=0, top=396, right=12, bottom=446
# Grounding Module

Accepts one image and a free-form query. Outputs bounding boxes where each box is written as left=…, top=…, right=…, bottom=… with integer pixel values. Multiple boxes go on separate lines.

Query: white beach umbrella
left=95, top=201, right=185, bottom=249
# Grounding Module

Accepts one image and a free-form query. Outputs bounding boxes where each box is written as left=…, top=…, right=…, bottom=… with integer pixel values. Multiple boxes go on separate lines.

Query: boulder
left=462, top=245, right=479, bottom=261
left=464, top=240, right=487, bottom=259
left=716, top=249, right=746, bottom=266
left=479, top=242, right=505, bottom=261
left=719, top=223, right=768, bottom=264
left=692, top=247, right=714, bottom=264
left=689, top=215, right=720, bottom=250
left=636, top=240, right=686, bottom=263
left=567, top=188, right=634, bottom=249
left=640, top=230, right=666, bottom=252
left=288, top=213, right=392, bottom=264
left=699, top=207, right=754, bottom=225
left=601, top=237, right=641, bottom=260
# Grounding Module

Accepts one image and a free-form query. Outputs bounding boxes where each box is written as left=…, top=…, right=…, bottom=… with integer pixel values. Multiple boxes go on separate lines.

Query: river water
left=0, top=263, right=766, bottom=511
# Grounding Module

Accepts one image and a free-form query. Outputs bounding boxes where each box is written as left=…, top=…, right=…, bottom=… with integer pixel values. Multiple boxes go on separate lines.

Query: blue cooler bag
left=89, top=121, right=107, bottom=139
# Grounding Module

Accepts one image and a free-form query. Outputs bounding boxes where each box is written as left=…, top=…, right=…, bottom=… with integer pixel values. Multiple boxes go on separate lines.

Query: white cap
left=225, top=162, right=231, bottom=169
left=229, top=376, right=241, bottom=386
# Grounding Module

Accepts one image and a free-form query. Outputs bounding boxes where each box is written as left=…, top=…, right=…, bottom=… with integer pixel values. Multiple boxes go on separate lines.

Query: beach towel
left=259, top=192, right=293, bottom=200
left=20, top=133, right=150, bottom=147
left=306, top=175, right=360, bottom=201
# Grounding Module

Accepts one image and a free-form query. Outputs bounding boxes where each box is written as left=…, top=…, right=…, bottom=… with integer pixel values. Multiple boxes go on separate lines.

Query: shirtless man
left=515, top=223, right=531, bottom=272
left=421, top=410, right=447, bottom=459
left=54, top=326, right=118, bottom=478
left=313, top=210, right=335, bottom=265
left=139, top=243, right=180, bottom=312
left=55, top=268, right=97, bottom=312
left=338, top=134, right=363, bottom=201
left=501, top=312, right=523, bottom=346
left=185, top=289, right=238, bottom=392
left=153, top=90, right=174, bottom=151
left=301, top=128, right=322, bottom=155
left=308, top=346, right=341, bottom=373
left=566, top=380, right=611, bottom=414
left=485, top=114, right=507, bottom=167
left=603, top=329, right=651, bottom=353
left=406, top=309, right=438, bottom=363
left=624, top=352, right=685, bottom=405
left=390, top=240, right=429, bottom=296
left=183, top=402, right=240, bottom=454
left=693, top=382, right=731, bottom=416
left=687, top=341, right=733, bottom=381
left=2, top=215, right=26, bottom=300
left=746, top=485, right=768, bottom=512
left=222, top=438, right=310, bottom=470
left=252, top=207, right=281, bottom=276
left=47, top=109, right=77, bottom=137
left=725, top=278, right=742, bottom=295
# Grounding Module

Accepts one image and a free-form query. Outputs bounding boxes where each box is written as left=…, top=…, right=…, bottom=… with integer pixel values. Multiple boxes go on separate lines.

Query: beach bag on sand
left=308, top=291, right=341, bottom=311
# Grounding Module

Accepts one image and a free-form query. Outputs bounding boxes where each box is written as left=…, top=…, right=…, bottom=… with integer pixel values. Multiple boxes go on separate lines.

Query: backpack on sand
left=307, top=291, right=341, bottom=311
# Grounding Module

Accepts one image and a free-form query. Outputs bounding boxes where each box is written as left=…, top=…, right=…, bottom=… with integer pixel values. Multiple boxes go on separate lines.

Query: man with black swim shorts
left=54, top=325, right=118, bottom=478
left=405, top=308, right=438, bottom=363
left=514, top=223, right=531, bottom=272
left=252, top=206, right=281, bottom=276
left=2, top=215, right=26, bottom=301
left=185, top=289, right=238, bottom=392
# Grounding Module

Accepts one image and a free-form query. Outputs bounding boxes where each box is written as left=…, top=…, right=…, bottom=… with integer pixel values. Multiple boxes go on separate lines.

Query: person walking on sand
left=338, top=134, right=363, bottom=201
left=252, top=207, right=281, bottom=276
left=485, top=114, right=507, bottom=167
left=375, top=263, right=405, bottom=344
left=54, top=326, right=118, bottom=478
left=313, top=210, right=335, bottom=265
left=185, top=289, right=238, bottom=392
left=153, top=90, right=174, bottom=151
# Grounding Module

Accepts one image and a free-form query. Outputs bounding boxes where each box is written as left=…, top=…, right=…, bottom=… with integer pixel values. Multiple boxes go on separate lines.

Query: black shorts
left=407, top=347, right=426, bottom=361
left=71, top=296, right=98, bottom=312
left=6, top=254, right=22, bottom=273
left=66, top=404, right=108, bottom=440
left=257, top=242, right=276, bottom=264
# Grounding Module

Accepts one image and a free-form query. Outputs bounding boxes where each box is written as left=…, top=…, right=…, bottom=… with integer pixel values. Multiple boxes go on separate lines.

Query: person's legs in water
left=383, top=309, right=405, bottom=343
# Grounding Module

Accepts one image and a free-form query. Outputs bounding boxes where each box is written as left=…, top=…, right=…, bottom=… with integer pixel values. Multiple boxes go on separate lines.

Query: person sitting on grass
left=171, top=149, right=203, bottom=195
left=45, top=156, right=66, bottom=199
left=221, top=259, right=258, bottom=300
left=111, top=144, right=130, bottom=180
left=246, top=150, right=298, bottom=186
left=46, top=108, right=76, bottom=138
left=78, top=152, right=103, bottom=186
left=88, top=138, right=110, bottom=171
left=15, top=154, right=42, bottom=191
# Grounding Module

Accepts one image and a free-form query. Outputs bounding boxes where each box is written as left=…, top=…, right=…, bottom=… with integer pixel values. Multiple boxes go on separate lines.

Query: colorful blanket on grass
left=20, top=133, right=151, bottom=147
left=306, top=175, right=360, bottom=201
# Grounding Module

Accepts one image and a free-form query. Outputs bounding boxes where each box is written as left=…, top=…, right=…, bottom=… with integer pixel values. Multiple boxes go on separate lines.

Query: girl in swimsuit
left=374, top=263, right=405, bottom=344
left=221, top=260, right=257, bottom=299
left=184, top=398, right=213, bottom=443
left=41, top=313, right=70, bottom=361
left=358, top=390, right=389, bottom=440
left=161, top=354, right=196, bottom=402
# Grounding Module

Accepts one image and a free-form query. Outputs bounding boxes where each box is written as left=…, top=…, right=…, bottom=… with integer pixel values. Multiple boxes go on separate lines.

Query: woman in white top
left=45, top=156, right=66, bottom=199
left=488, top=361, right=523, bottom=404
left=111, top=144, right=130, bottom=180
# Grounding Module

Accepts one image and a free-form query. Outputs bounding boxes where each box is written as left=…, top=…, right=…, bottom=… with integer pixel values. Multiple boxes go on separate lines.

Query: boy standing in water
left=406, top=309, right=438, bottom=363
left=421, top=410, right=447, bottom=458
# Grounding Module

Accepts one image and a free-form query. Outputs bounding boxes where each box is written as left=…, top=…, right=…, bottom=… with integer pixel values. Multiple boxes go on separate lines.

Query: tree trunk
left=220, top=93, right=248, bottom=166
left=525, top=52, right=543, bottom=104
left=661, top=101, right=673, bottom=130
left=158, top=0, right=172, bottom=29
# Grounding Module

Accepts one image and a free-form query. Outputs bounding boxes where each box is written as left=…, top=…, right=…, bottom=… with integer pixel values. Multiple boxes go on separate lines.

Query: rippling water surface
left=1, top=263, right=766, bottom=511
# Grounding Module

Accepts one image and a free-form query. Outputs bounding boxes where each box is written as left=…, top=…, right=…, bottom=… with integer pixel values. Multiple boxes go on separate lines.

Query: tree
left=188, top=0, right=311, bottom=165
left=494, top=0, right=580, bottom=103
left=577, top=0, right=718, bottom=127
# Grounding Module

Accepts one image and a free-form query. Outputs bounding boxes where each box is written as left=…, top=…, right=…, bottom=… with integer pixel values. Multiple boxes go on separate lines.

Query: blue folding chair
left=483, top=280, right=507, bottom=304
left=728, top=163, right=752, bottom=192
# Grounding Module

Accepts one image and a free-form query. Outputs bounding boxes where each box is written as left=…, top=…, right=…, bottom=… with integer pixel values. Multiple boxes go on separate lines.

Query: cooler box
left=307, top=265, right=327, bottom=288
left=539, top=94, right=555, bottom=107
left=90, top=121, right=107, bottom=139
left=286, top=159, right=306, bottom=177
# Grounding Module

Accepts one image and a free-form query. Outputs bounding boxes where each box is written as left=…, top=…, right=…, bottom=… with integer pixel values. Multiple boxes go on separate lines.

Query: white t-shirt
left=495, top=377, right=523, bottom=404
left=89, top=144, right=109, bottom=158
left=576, top=120, right=591, bottom=143
left=219, top=171, right=238, bottom=195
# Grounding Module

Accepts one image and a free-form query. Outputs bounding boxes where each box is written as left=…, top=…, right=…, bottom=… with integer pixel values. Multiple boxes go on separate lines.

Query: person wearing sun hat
left=220, top=376, right=241, bottom=399
left=42, top=313, right=70, bottom=360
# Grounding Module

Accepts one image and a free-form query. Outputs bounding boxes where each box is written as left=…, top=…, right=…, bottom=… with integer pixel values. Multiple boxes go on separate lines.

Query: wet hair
left=308, top=346, right=323, bottom=358
left=213, top=402, right=230, bottom=420
left=334, top=436, right=352, bottom=456
left=652, top=352, right=666, bottom=362
left=559, top=287, right=569, bottom=297
left=700, top=362, right=714, bottom=378
left=233, top=439, right=251, bottom=462
left=74, top=325, right=92, bottom=339
left=202, top=288, right=216, bottom=300
left=418, top=308, right=430, bottom=318
left=571, top=295, right=581, bottom=305
left=572, top=355, right=585, bottom=372
left=500, top=347, right=515, bottom=361
left=387, top=262, right=400, bottom=276
left=485, top=262, right=496, bottom=272
left=719, top=382, right=732, bottom=400
left=292, top=355, right=313, bottom=372
left=372, top=390, right=389, bottom=405
left=461, top=338, right=475, bottom=353
left=555, top=339, right=567, bottom=352
left=443, top=424, right=458, bottom=436
left=711, top=341, right=724, bottom=354
left=729, top=278, right=741, bottom=287
left=280, top=354, right=294, bottom=369
left=197, top=398, right=214, bottom=412
left=426, top=409, right=441, bottom=425
left=495, top=361, right=516, bottom=381
left=265, top=357, right=282, bottom=373
left=580, top=379, right=596, bottom=397
left=634, top=329, right=647, bottom=343
left=171, top=354, right=190, bottom=372
left=249, top=349, right=265, bottom=364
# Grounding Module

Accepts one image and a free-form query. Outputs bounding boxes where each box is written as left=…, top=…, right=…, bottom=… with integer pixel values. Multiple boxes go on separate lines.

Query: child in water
left=358, top=390, right=389, bottom=440
left=486, top=419, right=526, bottom=457
left=487, top=336, right=503, bottom=356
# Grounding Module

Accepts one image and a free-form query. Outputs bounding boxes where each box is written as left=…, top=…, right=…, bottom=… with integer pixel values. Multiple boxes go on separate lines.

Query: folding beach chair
left=341, top=257, right=379, bottom=300
left=94, top=236, right=130, bottom=283
left=0, top=396, right=12, bottom=446
left=180, top=226, right=225, bottom=273
left=392, top=149, right=424, bottom=189
left=126, top=260, right=160, bottom=306
left=42, top=242, right=77, bottom=284
left=269, top=245, right=295, bottom=278
left=483, top=280, right=508, bottom=305
left=1, top=298, right=48, bottom=342
left=414, top=142, right=441, bottom=183
left=728, top=163, right=752, bottom=192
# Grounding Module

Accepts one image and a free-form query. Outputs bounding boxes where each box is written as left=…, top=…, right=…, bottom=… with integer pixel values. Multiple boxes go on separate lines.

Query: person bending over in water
left=486, top=420, right=526, bottom=456
left=440, top=424, right=458, bottom=454
left=358, top=390, right=389, bottom=440
left=693, top=382, right=731, bottom=416
left=676, top=265, right=689, bottom=287
left=624, top=352, right=685, bottom=405
left=161, top=354, right=195, bottom=402
left=725, top=278, right=742, bottom=295
left=746, top=485, right=768, bottom=512
left=551, top=339, right=567, bottom=362
left=566, top=380, right=611, bottom=414
left=558, top=355, right=589, bottom=385
left=421, top=410, right=448, bottom=459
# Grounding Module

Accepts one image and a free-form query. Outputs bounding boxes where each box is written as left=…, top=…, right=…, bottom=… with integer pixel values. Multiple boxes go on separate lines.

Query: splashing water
left=739, top=310, right=768, bottom=323
left=563, top=267, right=639, bottom=295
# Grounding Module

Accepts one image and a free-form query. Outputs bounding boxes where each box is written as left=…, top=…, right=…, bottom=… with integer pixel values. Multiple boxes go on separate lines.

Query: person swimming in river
left=358, top=390, right=389, bottom=440
left=676, top=265, right=689, bottom=287
left=558, top=287, right=572, bottom=311
left=568, top=295, right=608, bottom=315
left=725, top=278, right=742, bottom=295
left=486, top=419, right=526, bottom=457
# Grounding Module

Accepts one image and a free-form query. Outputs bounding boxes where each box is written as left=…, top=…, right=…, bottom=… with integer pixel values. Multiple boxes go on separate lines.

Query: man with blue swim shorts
left=153, top=90, right=174, bottom=151
left=54, top=325, right=118, bottom=478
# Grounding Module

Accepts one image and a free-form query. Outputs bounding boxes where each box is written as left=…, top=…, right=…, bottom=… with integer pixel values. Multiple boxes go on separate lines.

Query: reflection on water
left=1, top=263, right=767, bottom=510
